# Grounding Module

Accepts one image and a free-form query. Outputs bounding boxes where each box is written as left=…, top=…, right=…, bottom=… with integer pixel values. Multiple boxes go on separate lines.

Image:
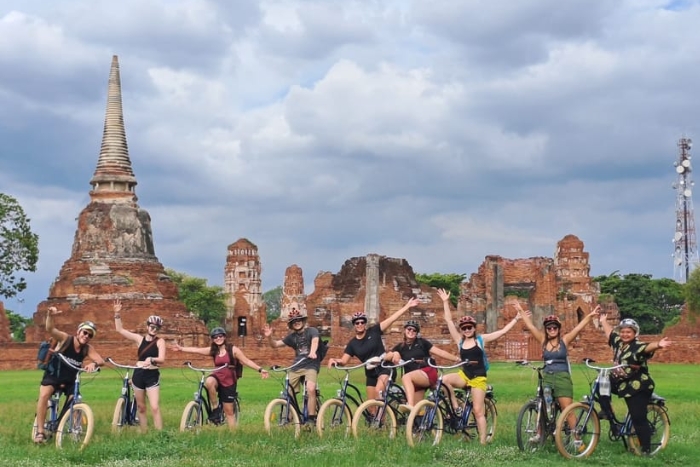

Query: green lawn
left=0, top=361, right=697, bottom=466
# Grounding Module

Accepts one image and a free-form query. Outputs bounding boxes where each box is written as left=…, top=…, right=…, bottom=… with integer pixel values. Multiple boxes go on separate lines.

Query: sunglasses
left=405, top=327, right=417, bottom=333
left=212, top=334, right=226, bottom=339
left=80, top=330, right=94, bottom=339
left=460, top=325, right=475, bottom=331
left=353, top=320, right=367, bottom=326
left=546, top=325, right=559, bottom=331
left=148, top=324, right=160, bottom=330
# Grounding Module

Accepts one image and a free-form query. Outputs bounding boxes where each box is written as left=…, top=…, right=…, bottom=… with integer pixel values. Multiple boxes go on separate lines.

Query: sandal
left=33, top=432, right=47, bottom=444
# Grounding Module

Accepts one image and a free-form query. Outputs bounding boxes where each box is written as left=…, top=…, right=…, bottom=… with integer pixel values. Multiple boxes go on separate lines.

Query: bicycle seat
left=650, top=392, right=665, bottom=403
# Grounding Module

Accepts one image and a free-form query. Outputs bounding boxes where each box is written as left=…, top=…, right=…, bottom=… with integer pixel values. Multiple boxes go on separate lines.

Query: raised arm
left=379, top=297, right=420, bottom=332
left=170, top=342, right=211, bottom=356
left=482, top=313, right=521, bottom=344
left=510, top=299, right=543, bottom=343
left=45, top=306, right=68, bottom=343
left=600, top=309, right=614, bottom=339
left=233, top=347, right=269, bottom=378
left=263, top=324, right=286, bottom=349
left=113, top=300, right=141, bottom=343
left=643, top=337, right=673, bottom=354
left=429, top=345, right=461, bottom=363
left=562, top=305, right=600, bottom=346
left=437, top=288, right=461, bottom=344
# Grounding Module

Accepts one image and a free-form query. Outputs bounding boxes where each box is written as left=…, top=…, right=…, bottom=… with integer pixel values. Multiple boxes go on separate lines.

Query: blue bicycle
left=315, top=361, right=366, bottom=438
left=106, top=358, right=140, bottom=432
left=32, top=353, right=98, bottom=449
left=179, top=361, right=239, bottom=432
left=263, top=358, right=324, bottom=438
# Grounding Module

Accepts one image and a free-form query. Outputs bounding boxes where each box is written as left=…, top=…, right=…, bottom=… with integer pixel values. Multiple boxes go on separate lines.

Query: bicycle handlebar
left=184, top=361, right=228, bottom=373
left=330, top=361, right=366, bottom=371
left=583, top=359, right=627, bottom=373
left=427, top=360, right=476, bottom=370
left=106, top=357, right=148, bottom=370
left=56, top=353, right=101, bottom=373
left=380, top=358, right=415, bottom=369
left=269, top=357, right=308, bottom=373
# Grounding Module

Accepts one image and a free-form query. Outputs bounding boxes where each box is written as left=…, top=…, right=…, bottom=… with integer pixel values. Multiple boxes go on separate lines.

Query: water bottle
left=543, top=385, right=553, bottom=418
left=598, top=374, right=611, bottom=397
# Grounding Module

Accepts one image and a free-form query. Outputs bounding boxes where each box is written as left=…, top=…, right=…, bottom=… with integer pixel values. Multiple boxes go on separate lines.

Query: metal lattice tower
left=672, top=136, right=699, bottom=282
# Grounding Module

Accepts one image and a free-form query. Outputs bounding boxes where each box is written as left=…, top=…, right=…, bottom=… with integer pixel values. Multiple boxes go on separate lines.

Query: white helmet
left=618, top=318, right=640, bottom=335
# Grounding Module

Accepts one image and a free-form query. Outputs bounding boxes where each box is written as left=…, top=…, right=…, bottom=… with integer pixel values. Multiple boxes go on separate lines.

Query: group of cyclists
left=34, top=292, right=673, bottom=456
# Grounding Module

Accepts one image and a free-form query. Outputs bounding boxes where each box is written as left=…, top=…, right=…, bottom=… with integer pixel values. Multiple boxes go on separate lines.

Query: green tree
left=0, top=193, right=39, bottom=299
left=594, top=273, right=684, bottom=334
left=166, top=269, right=228, bottom=329
left=684, top=267, right=700, bottom=317
left=5, top=308, right=32, bottom=342
left=415, top=272, right=466, bottom=307
left=263, top=286, right=282, bottom=322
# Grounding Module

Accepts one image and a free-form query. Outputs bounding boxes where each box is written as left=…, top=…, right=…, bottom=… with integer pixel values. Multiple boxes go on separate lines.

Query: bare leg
left=402, top=370, right=430, bottom=407
left=35, top=385, right=55, bottom=441
left=223, top=401, right=237, bottom=430
left=146, top=386, right=163, bottom=430
left=133, top=388, right=149, bottom=433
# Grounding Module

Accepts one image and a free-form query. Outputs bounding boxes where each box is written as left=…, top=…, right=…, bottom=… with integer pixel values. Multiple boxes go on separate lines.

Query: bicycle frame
left=180, top=361, right=233, bottom=430
left=106, top=358, right=141, bottom=429
left=515, top=360, right=562, bottom=451
left=315, top=361, right=366, bottom=437
left=271, top=359, right=316, bottom=422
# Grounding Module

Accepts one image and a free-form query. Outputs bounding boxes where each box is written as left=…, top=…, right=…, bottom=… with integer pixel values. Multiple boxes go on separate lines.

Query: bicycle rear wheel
left=516, top=400, right=546, bottom=451
left=555, top=402, right=599, bottom=459
left=111, top=397, right=128, bottom=433
left=406, top=399, right=443, bottom=447
left=180, top=401, right=203, bottom=432
left=56, top=403, right=94, bottom=450
left=351, top=400, right=397, bottom=439
left=627, top=404, right=670, bottom=456
left=316, top=398, right=352, bottom=438
left=264, top=398, right=301, bottom=438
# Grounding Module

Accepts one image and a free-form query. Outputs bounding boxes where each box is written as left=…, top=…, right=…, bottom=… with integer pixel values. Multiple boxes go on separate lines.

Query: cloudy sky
left=2, top=0, right=699, bottom=317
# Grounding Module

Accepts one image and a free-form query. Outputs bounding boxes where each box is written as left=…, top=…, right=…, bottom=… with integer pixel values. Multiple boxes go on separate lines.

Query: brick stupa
left=26, top=56, right=208, bottom=349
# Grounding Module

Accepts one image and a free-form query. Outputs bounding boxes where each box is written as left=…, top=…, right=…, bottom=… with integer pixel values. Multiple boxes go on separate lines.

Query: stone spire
left=89, top=55, right=137, bottom=203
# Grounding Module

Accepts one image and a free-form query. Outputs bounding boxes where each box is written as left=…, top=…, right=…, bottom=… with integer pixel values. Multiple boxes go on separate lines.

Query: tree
left=684, top=267, right=700, bottom=317
left=5, top=308, right=32, bottom=342
left=415, top=272, right=466, bottom=307
left=263, top=286, right=282, bottom=322
left=0, top=193, right=39, bottom=299
left=166, top=269, right=228, bottom=329
left=594, top=273, right=684, bottom=334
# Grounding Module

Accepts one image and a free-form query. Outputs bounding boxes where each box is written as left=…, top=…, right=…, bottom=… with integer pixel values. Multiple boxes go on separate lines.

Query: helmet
left=351, top=312, right=367, bottom=324
left=618, top=318, right=639, bottom=335
left=287, top=309, right=307, bottom=328
left=458, top=315, right=477, bottom=329
left=78, top=321, right=97, bottom=336
left=146, top=315, right=163, bottom=327
left=404, top=320, right=420, bottom=333
left=543, top=315, right=561, bottom=329
left=210, top=327, right=226, bottom=338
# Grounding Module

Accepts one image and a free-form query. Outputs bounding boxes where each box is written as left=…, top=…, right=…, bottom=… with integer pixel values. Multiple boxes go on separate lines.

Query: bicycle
left=554, top=358, right=671, bottom=458
left=515, top=360, right=562, bottom=452
left=315, top=361, right=366, bottom=438
left=106, top=358, right=140, bottom=432
left=405, top=360, right=497, bottom=447
left=31, top=353, right=97, bottom=449
left=351, top=359, right=410, bottom=439
left=263, top=358, right=324, bottom=438
left=179, top=361, right=240, bottom=432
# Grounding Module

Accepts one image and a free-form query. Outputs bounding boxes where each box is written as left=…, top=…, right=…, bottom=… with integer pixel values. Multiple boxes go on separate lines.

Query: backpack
left=223, top=344, right=243, bottom=379
left=37, top=338, right=57, bottom=370
left=41, top=337, right=88, bottom=377
left=458, top=334, right=490, bottom=372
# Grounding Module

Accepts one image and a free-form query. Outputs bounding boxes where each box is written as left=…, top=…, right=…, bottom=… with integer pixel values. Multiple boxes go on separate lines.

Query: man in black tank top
left=34, top=306, right=104, bottom=444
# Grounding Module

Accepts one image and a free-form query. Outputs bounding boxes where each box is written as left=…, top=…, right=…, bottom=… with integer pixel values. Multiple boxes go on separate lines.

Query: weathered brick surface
left=0, top=302, right=11, bottom=343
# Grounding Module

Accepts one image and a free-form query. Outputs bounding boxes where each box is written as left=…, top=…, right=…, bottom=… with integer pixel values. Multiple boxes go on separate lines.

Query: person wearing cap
left=383, top=319, right=460, bottom=411
left=438, top=288, right=521, bottom=445
left=113, top=299, right=165, bottom=432
left=33, top=305, right=105, bottom=444
left=327, top=297, right=420, bottom=402
left=599, top=313, right=672, bottom=455
left=513, top=300, right=600, bottom=448
left=171, top=326, right=268, bottom=429
left=263, top=307, right=320, bottom=423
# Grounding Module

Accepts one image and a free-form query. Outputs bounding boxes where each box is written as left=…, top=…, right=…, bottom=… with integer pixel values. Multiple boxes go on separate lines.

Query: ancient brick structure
left=0, top=302, right=11, bottom=343
left=22, top=55, right=208, bottom=358
left=224, top=238, right=265, bottom=339
left=281, top=264, right=306, bottom=319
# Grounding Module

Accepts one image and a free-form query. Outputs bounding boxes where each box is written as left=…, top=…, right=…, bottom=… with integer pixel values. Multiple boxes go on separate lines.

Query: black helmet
left=210, top=327, right=226, bottom=338
left=404, top=319, right=420, bottom=333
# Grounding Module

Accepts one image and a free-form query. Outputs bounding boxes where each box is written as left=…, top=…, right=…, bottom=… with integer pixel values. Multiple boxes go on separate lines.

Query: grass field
left=0, top=361, right=697, bottom=466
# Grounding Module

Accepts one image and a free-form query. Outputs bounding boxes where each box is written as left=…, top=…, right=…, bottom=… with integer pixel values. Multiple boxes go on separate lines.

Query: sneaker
left=208, top=407, right=222, bottom=422
left=398, top=404, right=413, bottom=414
left=597, top=410, right=608, bottom=421
left=528, top=434, right=541, bottom=444
left=574, top=440, right=586, bottom=453
left=454, top=406, right=463, bottom=417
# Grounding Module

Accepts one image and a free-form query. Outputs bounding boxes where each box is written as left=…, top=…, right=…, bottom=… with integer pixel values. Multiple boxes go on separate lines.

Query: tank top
left=57, top=336, right=88, bottom=382
left=459, top=344, right=486, bottom=379
left=543, top=339, right=569, bottom=373
left=212, top=346, right=236, bottom=387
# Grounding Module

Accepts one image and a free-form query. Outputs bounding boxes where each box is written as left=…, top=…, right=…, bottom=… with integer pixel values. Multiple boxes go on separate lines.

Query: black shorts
left=132, top=369, right=160, bottom=390
left=218, top=384, right=238, bottom=403
left=365, top=367, right=391, bottom=387
left=40, top=374, right=72, bottom=393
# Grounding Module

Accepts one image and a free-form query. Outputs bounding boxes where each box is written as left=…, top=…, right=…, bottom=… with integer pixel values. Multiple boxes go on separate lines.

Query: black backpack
left=317, top=337, right=329, bottom=362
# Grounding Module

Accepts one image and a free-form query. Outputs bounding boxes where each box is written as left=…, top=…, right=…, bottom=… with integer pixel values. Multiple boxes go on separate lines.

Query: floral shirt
left=608, top=330, right=655, bottom=397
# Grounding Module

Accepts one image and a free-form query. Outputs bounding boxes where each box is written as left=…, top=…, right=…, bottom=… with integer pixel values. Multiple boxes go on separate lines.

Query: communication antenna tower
left=672, top=136, right=699, bottom=282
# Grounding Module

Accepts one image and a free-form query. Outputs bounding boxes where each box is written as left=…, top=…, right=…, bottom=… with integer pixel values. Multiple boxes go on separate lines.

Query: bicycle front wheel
left=180, top=401, right=203, bottom=432
left=111, top=397, right=128, bottom=433
left=465, top=397, right=497, bottom=443
left=627, top=404, right=671, bottom=456
left=516, top=400, right=545, bottom=452
left=56, top=403, right=94, bottom=450
left=352, top=400, right=397, bottom=439
left=406, top=399, right=443, bottom=447
left=555, top=402, right=600, bottom=459
left=316, top=398, right=352, bottom=438
left=264, top=399, right=301, bottom=438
